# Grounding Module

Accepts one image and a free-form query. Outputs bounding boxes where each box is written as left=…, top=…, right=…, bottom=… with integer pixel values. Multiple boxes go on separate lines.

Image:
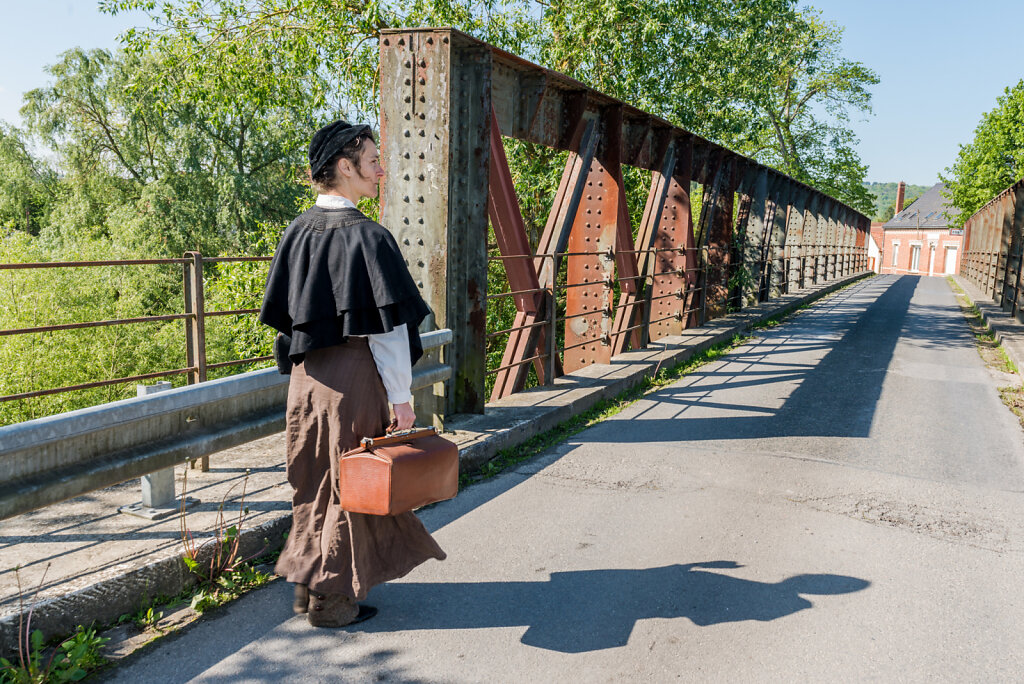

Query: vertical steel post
left=182, top=251, right=208, bottom=471
left=784, top=188, right=808, bottom=292
left=741, top=169, right=769, bottom=306
left=380, top=29, right=490, bottom=415
left=564, top=109, right=621, bottom=372
left=1013, top=185, right=1024, bottom=319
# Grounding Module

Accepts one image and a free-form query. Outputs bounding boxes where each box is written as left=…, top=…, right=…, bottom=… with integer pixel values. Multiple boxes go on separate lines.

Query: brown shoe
left=293, top=584, right=309, bottom=614
left=306, top=592, right=376, bottom=628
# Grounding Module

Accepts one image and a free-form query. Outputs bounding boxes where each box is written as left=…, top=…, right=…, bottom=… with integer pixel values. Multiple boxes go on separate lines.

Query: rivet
left=403, top=196, right=410, bottom=202
left=418, top=260, right=425, bottom=267
left=404, top=152, right=411, bottom=159
left=418, top=174, right=425, bottom=181
left=419, top=113, right=426, bottom=120
left=427, top=37, right=434, bottom=44
left=404, top=113, right=411, bottom=120
left=418, top=218, right=424, bottom=224
left=417, top=238, right=424, bottom=245
left=418, top=281, right=424, bottom=288
left=404, top=130, right=411, bottom=137
left=419, top=59, right=427, bottom=67
left=404, top=96, right=411, bottom=103
left=404, top=60, right=412, bottom=68
left=405, top=78, right=412, bottom=85
left=419, top=95, right=426, bottom=102
left=419, top=130, right=425, bottom=137
left=419, top=152, right=425, bottom=159
left=419, top=77, right=426, bottom=85
left=404, top=174, right=410, bottom=180
left=418, top=196, right=425, bottom=202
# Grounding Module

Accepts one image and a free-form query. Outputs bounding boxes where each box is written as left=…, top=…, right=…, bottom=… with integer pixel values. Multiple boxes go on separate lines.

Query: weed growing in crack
left=178, top=469, right=271, bottom=613
left=0, top=566, right=109, bottom=683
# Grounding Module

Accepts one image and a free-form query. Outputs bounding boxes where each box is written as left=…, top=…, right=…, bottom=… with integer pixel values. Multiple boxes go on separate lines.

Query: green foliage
left=0, top=126, right=55, bottom=235
left=0, top=0, right=879, bottom=425
left=0, top=626, right=108, bottom=684
left=188, top=564, right=271, bottom=613
left=942, top=79, right=1024, bottom=229
left=178, top=469, right=272, bottom=613
left=538, top=0, right=877, bottom=213
left=863, top=182, right=930, bottom=222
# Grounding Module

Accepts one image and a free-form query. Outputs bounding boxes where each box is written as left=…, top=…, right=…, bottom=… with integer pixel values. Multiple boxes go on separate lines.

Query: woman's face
left=346, top=139, right=386, bottom=201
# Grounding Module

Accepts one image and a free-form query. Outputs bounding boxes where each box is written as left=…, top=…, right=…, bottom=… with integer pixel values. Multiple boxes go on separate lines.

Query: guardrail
left=0, top=329, right=452, bottom=521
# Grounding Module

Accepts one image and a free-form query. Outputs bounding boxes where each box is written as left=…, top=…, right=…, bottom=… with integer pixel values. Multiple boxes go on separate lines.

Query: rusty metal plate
left=563, top=154, right=617, bottom=372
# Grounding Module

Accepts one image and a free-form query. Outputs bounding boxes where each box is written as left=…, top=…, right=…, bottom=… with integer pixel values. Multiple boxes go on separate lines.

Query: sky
left=1, top=1, right=1022, bottom=186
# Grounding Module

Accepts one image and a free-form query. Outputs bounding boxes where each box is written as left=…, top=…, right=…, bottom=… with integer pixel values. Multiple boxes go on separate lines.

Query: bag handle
left=361, top=426, right=437, bottom=448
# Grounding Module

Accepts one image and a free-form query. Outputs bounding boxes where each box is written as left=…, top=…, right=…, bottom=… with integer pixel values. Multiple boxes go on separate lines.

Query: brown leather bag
left=339, top=426, right=458, bottom=516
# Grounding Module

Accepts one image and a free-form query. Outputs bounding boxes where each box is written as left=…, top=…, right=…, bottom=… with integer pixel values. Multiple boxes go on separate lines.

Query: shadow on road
left=366, top=561, right=869, bottom=653
left=580, top=275, right=958, bottom=443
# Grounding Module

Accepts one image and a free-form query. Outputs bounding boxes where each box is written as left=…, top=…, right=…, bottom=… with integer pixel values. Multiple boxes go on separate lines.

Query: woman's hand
left=391, top=402, right=416, bottom=431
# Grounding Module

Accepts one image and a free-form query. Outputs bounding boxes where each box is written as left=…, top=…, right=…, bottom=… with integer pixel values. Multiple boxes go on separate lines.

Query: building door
left=945, top=247, right=958, bottom=274
left=910, top=245, right=921, bottom=272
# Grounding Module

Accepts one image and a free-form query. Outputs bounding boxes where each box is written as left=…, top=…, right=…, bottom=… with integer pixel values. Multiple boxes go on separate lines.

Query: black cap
left=309, top=120, right=372, bottom=177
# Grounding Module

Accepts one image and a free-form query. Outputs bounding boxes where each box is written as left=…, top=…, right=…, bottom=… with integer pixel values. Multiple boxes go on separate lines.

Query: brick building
left=880, top=182, right=962, bottom=277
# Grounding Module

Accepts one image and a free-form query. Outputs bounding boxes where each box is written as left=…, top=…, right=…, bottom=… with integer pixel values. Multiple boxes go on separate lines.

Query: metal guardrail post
left=548, top=278, right=558, bottom=385
left=119, top=381, right=199, bottom=520
left=183, top=251, right=209, bottom=471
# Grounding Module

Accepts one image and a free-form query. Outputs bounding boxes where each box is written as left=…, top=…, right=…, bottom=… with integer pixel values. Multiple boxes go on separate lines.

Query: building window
left=892, top=242, right=899, bottom=266
left=910, top=245, right=921, bottom=272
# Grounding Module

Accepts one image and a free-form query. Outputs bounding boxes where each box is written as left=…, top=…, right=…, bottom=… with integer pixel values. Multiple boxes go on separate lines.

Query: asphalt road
left=105, top=275, right=1024, bottom=683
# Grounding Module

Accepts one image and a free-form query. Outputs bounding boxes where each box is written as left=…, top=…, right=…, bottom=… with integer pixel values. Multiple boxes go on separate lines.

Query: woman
left=259, top=120, right=446, bottom=627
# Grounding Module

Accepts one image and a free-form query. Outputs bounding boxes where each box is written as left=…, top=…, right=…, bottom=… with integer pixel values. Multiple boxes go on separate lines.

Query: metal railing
left=959, top=176, right=1024, bottom=318
left=484, top=242, right=868, bottom=394
left=0, top=328, right=452, bottom=521
left=0, top=252, right=272, bottom=404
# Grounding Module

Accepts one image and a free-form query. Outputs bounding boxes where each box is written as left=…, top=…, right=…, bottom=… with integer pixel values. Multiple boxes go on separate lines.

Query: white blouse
left=316, top=194, right=413, bottom=405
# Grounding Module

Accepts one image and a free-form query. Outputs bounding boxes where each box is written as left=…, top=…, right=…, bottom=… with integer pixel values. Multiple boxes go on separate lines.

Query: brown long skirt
left=274, top=338, right=446, bottom=600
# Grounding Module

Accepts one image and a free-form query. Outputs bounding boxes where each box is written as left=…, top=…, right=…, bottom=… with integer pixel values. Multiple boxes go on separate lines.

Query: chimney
left=895, top=181, right=906, bottom=214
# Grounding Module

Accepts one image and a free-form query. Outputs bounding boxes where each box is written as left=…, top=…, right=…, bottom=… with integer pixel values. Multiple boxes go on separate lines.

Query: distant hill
left=863, top=182, right=931, bottom=222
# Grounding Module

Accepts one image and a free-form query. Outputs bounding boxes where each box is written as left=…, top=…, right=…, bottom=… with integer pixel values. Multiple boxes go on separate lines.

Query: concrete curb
left=953, top=276, right=1024, bottom=375
left=0, top=271, right=870, bottom=654
left=0, top=515, right=291, bottom=657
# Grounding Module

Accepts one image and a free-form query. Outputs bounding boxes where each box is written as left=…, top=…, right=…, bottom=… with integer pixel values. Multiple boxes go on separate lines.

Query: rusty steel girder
left=563, top=113, right=620, bottom=372
left=379, top=27, right=872, bottom=410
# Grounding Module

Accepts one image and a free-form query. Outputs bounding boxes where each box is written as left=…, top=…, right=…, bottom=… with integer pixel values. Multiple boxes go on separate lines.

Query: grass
left=946, top=276, right=1019, bottom=375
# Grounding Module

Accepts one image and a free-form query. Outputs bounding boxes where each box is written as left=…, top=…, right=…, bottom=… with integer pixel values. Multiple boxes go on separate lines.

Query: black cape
left=259, top=206, right=431, bottom=373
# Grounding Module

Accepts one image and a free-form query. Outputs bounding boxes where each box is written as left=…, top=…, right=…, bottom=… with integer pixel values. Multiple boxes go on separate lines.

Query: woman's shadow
left=365, top=561, right=869, bottom=653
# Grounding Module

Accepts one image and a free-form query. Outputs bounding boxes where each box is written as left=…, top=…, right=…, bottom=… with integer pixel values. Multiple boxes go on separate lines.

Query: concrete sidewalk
left=0, top=273, right=869, bottom=653
left=954, top=275, right=1024, bottom=374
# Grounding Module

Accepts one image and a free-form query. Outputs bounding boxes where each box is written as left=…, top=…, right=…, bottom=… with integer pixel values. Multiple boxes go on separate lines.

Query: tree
left=942, top=80, right=1024, bottom=228
left=0, top=125, right=54, bottom=234
left=21, top=47, right=312, bottom=256
left=535, top=0, right=877, bottom=214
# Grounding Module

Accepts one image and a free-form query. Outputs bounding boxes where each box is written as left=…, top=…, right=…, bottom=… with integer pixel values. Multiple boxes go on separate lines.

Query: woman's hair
left=310, top=131, right=377, bottom=193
